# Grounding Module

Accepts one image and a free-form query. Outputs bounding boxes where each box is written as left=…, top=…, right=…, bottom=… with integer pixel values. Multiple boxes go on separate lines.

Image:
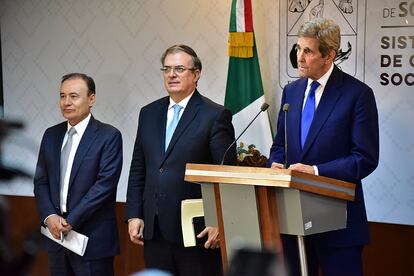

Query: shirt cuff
left=44, top=214, right=57, bottom=226
left=313, top=165, right=319, bottom=176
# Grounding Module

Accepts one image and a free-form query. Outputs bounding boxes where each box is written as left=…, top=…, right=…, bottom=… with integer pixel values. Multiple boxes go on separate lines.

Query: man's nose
left=167, top=69, right=177, bottom=77
left=63, top=97, right=71, bottom=105
left=297, top=50, right=304, bottom=61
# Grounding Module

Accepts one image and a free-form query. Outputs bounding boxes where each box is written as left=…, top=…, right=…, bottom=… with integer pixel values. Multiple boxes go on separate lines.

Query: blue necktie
left=165, top=104, right=183, bottom=151
left=301, top=81, right=320, bottom=148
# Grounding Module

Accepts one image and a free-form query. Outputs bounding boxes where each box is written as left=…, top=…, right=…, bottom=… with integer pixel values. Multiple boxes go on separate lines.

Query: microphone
left=220, top=102, right=270, bottom=165
left=283, top=103, right=290, bottom=169
left=0, top=164, right=32, bottom=180
left=0, top=119, right=24, bottom=139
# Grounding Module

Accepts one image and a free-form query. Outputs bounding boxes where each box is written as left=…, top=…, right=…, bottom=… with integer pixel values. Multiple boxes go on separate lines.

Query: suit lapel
left=156, top=97, right=169, bottom=157
left=300, top=66, right=343, bottom=158
left=162, top=91, right=201, bottom=162
left=55, top=123, right=67, bottom=188
left=68, top=116, right=98, bottom=188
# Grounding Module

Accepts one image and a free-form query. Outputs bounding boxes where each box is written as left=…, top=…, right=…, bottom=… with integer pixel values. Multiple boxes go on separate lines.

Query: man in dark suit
left=34, top=73, right=122, bottom=276
left=126, top=44, right=235, bottom=276
left=268, top=18, right=379, bottom=276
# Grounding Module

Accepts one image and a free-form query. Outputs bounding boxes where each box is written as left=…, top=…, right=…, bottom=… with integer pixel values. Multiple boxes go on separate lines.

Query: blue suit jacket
left=126, top=90, right=235, bottom=244
left=268, top=66, right=379, bottom=247
left=34, top=116, right=123, bottom=259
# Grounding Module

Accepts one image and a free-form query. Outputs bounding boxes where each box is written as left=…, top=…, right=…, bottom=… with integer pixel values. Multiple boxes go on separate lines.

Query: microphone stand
left=282, top=104, right=290, bottom=169
left=282, top=103, right=308, bottom=276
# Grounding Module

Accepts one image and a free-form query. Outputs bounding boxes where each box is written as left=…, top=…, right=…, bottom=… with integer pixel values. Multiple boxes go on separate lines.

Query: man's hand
left=45, top=214, right=65, bottom=240
left=289, top=163, right=315, bottom=174
left=128, top=218, right=145, bottom=246
left=60, top=218, right=72, bottom=235
left=197, top=226, right=220, bottom=250
left=271, top=162, right=315, bottom=174
left=270, top=162, right=284, bottom=169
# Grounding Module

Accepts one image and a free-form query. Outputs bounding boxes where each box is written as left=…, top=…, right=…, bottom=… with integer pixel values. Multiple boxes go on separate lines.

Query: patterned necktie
left=60, top=127, right=77, bottom=186
left=165, top=104, right=183, bottom=151
left=301, top=81, right=320, bottom=148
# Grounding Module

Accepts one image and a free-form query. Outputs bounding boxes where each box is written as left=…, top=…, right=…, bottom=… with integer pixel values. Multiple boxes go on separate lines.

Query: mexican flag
left=225, top=0, right=273, bottom=161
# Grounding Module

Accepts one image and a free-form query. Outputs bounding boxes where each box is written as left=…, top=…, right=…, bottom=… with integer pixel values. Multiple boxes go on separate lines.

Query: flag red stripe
left=244, top=0, right=253, bottom=32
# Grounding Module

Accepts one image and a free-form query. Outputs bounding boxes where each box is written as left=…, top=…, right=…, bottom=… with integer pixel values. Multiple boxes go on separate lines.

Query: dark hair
left=61, top=73, right=96, bottom=95
left=160, top=44, right=202, bottom=70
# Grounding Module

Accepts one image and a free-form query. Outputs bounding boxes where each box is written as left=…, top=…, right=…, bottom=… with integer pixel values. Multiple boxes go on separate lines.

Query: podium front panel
left=276, top=188, right=347, bottom=235
left=220, top=184, right=262, bottom=259
left=200, top=184, right=218, bottom=227
left=301, top=190, right=347, bottom=235
left=275, top=188, right=304, bottom=235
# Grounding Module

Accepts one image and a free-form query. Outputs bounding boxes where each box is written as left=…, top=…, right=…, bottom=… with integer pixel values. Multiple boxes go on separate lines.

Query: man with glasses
left=126, top=44, right=236, bottom=276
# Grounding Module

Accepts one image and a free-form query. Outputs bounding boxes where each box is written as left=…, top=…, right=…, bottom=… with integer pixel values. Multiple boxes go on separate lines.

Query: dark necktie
left=301, top=81, right=320, bottom=148
left=165, top=104, right=183, bottom=151
left=60, top=127, right=77, bottom=186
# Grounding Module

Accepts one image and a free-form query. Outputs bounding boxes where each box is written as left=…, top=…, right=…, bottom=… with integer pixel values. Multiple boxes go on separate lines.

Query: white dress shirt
left=302, top=64, right=334, bottom=175
left=44, top=113, right=91, bottom=224
left=165, top=91, right=194, bottom=130
left=302, top=63, right=334, bottom=110
left=60, top=114, right=91, bottom=213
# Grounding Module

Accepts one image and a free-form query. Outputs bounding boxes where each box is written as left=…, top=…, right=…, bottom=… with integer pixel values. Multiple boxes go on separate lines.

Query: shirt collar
left=67, top=113, right=91, bottom=137
left=168, top=90, right=195, bottom=110
left=307, top=63, right=334, bottom=88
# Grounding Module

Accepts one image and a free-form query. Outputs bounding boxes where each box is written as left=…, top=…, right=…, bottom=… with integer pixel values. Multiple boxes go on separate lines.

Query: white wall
left=2, top=0, right=412, bottom=226
left=0, top=0, right=281, bottom=201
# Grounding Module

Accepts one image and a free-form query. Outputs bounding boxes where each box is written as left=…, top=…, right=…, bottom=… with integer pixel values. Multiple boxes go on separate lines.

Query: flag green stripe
left=224, top=42, right=264, bottom=115
left=229, top=0, right=238, bottom=32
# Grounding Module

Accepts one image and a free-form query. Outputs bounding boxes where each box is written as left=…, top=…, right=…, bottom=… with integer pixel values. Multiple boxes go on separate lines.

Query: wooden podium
left=184, top=163, right=356, bottom=273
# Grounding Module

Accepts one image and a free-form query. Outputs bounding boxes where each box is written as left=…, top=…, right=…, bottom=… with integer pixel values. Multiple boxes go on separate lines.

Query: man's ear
left=88, top=93, right=96, bottom=108
left=326, top=49, right=336, bottom=63
left=193, top=69, right=201, bottom=83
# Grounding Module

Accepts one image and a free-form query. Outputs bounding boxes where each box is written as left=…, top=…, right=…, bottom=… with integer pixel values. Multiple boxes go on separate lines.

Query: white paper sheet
left=40, top=226, right=89, bottom=256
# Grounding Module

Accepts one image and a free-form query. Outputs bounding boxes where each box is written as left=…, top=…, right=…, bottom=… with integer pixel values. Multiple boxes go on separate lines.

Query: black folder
left=193, top=216, right=207, bottom=246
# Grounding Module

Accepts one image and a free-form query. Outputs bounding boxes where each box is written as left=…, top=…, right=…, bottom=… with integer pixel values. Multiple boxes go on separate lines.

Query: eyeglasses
left=160, top=66, right=195, bottom=74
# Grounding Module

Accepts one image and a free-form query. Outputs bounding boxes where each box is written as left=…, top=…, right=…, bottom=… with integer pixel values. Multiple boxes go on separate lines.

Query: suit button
left=159, top=168, right=163, bottom=173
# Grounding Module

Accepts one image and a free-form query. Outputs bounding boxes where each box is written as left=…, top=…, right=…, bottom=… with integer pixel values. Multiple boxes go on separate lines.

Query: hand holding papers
left=41, top=226, right=89, bottom=256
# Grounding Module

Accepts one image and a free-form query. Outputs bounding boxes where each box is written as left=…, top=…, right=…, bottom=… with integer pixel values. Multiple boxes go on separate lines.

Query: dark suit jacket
left=126, top=90, right=235, bottom=244
left=34, top=115, right=123, bottom=260
left=268, top=66, right=379, bottom=247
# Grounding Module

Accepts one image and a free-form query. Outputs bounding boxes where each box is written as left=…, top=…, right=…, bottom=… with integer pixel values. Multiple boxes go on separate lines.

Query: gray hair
left=160, top=44, right=202, bottom=70
left=298, top=18, right=340, bottom=57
